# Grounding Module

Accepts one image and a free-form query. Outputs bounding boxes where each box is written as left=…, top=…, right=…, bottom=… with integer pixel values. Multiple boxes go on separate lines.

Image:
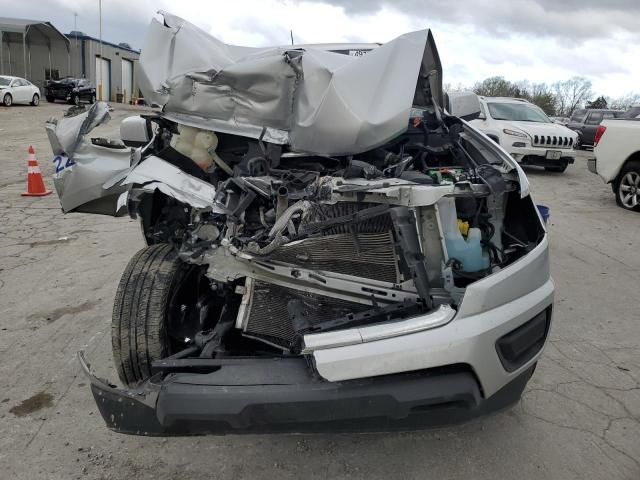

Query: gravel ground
left=0, top=102, right=638, bottom=480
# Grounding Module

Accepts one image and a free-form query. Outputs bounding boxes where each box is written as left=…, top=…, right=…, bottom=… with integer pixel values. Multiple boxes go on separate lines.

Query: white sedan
left=0, top=75, right=41, bottom=106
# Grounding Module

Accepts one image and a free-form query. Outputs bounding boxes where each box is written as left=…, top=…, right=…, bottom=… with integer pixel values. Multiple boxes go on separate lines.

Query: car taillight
left=594, top=125, right=607, bottom=147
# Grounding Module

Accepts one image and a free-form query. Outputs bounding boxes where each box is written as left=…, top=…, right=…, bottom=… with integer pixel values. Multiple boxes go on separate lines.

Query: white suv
left=470, top=97, right=579, bottom=173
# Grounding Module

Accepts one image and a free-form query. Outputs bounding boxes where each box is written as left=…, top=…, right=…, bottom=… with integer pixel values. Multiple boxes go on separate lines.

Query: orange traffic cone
left=21, top=146, right=52, bottom=197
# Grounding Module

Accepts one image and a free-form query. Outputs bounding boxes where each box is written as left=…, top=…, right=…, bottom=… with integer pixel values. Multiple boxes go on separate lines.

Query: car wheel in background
left=90, top=94, right=96, bottom=104
left=544, top=160, right=569, bottom=173
left=71, top=94, right=80, bottom=106
left=614, top=160, right=640, bottom=211
left=31, top=94, right=39, bottom=106
left=2, top=93, right=12, bottom=106
left=46, top=96, right=55, bottom=102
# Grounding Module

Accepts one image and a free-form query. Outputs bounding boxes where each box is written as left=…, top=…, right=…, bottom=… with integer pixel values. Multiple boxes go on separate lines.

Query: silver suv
left=47, top=12, right=553, bottom=435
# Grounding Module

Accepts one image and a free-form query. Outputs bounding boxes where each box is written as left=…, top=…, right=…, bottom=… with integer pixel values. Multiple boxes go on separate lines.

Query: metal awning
left=0, top=17, right=70, bottom=78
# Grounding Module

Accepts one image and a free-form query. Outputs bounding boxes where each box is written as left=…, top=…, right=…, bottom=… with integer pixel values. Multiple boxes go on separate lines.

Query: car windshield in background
left=488, top=103, right=551, bottom=123
left=0, top=77, right=11, bottom=86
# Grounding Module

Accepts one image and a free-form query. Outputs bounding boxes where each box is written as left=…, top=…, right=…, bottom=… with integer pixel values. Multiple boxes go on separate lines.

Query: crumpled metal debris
left=45, top=102, right=132, bottom=215
left=137, top=11, right=443, bottom=155
left=120, top=156, right=225, bottom=211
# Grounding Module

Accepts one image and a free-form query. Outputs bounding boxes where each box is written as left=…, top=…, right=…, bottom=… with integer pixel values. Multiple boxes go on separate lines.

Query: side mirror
left=120, top=116, right=151, bottom=147
left=445, top=91, right=482, bottom=121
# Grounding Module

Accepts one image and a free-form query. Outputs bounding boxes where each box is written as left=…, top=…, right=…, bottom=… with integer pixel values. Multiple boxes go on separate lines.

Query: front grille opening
left=496, top=307, right=551, bottom=372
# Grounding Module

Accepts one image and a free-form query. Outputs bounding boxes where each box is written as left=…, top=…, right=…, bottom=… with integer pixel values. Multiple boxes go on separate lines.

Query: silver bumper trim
left=302, top=304, right=455, bottom=353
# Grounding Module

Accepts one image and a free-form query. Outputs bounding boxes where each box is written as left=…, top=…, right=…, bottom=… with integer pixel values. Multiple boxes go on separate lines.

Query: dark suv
left=567, top=109, right=624, bottom=149
left=45, top=77, right=96, bottom=105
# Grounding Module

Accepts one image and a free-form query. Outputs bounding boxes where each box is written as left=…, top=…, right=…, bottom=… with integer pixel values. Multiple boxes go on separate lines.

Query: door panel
left=121, top=59, right=133, bottom=103
left=11, top=81, right=25, bottom=102
left=95, top=57, right=111, bottom=101
left=583, top=112, right=603, bottom=144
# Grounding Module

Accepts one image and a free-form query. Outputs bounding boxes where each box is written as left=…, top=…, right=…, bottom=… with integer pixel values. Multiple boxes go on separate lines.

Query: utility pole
left=73, top=12, right=78, bottom=46
left=98, top=0, right=103, bottom=100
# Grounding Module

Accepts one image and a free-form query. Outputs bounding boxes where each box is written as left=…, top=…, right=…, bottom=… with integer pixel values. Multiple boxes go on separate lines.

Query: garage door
left=95, top=57, right=111, bottom=101
left=121, top=59, right=133, bottom=103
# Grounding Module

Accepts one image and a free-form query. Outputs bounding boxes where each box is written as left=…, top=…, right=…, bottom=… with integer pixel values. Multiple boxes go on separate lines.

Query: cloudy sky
left=5, top=0, right=639, bottom=97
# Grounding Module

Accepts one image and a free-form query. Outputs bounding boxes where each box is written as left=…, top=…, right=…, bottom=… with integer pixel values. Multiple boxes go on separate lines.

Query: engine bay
left=117, top=108, right=544, bottom=359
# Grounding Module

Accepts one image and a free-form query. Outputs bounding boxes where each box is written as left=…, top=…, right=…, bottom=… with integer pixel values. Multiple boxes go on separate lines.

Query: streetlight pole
left=98, top=0, right=103, bottom=100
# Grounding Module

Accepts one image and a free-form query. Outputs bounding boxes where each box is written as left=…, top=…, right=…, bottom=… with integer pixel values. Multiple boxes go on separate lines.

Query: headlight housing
left=503, top=128, right=528, bottom=138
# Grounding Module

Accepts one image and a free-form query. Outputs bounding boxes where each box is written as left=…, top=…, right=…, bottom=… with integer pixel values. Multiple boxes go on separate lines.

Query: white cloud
left=5, top=0, right=638, bottom=97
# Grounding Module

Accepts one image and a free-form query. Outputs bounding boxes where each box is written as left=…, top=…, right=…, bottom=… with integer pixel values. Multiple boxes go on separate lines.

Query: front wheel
left=2, top=93, right=12, bottom=106
left=31, top=94, right=39, bottom=106
left=90, top=94, right=96, bottom=104
left=614, top=160, right=640, bottom=211
left=71, top=94, right=80, bottom=106
left=112, top=244, right=217, bottom=386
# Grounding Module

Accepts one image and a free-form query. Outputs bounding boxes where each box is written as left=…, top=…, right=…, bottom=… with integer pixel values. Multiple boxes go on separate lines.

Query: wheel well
left=613, top=152, right=640, bottom=189
left=623, top=151, right=640, bottom=169
left=486, top=134, right=499, bottom=145
left=136, top=191, right=190, bottom=245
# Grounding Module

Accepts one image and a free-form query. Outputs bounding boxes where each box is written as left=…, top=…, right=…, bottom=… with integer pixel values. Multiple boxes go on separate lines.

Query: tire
left=2, top=93, right=12, bottom=107
left=46, top=96, right=55, bottom=103
left=71, top=94, right=80, bottom=106
left=90, top=94, right=96, bottom=104
left=614, top=160, right=640, bottom=212
left=545, top=160, right=569, bottom=173
left=112, top=244, right=194, bottom=386
left=31, top=94, right=39, bottom=106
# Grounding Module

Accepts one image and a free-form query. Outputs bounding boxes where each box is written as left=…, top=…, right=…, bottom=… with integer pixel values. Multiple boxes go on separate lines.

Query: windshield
left=0, top=77, right=11, bottom=87
left=487, top=102, right=551, bottom=123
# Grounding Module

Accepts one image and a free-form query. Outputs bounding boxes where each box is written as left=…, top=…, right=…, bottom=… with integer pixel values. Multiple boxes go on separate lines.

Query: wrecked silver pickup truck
left=46, top=12, right=553, bottom=435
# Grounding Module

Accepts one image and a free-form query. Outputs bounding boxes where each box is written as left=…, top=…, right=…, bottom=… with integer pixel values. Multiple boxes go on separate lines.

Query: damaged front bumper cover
left=79, top=351, right=534, bottom=436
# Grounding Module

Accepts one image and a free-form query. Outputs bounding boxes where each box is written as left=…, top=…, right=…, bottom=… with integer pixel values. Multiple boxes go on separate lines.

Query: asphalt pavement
left=0, top=102, right=638, bottom=479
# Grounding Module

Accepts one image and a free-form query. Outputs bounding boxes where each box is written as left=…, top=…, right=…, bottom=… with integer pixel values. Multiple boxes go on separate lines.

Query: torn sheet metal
left=121, top=156, right=223, bottom=210
left=138, top=11, right=443, bottom=155
left=47, top=102, right=112, bottom=156
left=45, top=102, right=132, bottom=215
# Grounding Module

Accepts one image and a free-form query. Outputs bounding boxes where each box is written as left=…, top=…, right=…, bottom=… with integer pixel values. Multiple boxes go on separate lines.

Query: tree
left=606, top=93, right=640, bottom=110
left=473, top=76, right=518, bottom=97
left=586, top=96, right=608, bottom=109
left=552, top=77, right=593, bottom=116
left=530, top=83, right=556, bottom=115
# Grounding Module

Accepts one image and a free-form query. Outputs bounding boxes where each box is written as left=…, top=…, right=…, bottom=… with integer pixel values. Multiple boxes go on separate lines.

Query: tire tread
left=112, top=244, right=181, bottom=386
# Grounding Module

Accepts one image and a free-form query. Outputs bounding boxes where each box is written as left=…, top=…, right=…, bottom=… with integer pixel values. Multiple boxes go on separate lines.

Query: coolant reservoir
left=438, top=198, right=490, bottom=273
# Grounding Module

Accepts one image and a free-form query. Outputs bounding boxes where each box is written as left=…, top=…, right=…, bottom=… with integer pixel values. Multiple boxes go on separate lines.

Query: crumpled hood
left=137, top=11, right=442, bottom=155
left=503, top=121, right=578, bottom=140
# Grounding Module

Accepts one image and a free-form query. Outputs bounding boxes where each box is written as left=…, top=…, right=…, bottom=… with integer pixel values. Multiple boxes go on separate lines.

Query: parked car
left=470, top=96, right=578, bottom=172
left=590, top=118, right=640, bottom=211
left=45, top=77, right=96, bottom=105
left=47, top=12, right=554, bottom=436
left=0, top=75, right=40, bottom=106
left=566, top=108, right=624, bottom=149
